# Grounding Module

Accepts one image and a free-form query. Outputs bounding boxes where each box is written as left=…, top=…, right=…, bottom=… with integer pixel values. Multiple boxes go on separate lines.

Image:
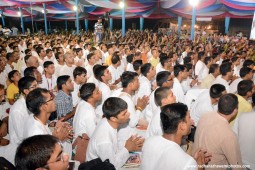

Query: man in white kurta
left=86, top=118, right=129, bottom=169
left=141, top=136, right=197, bottom=170
left=73, top=100, right=97, bottom=139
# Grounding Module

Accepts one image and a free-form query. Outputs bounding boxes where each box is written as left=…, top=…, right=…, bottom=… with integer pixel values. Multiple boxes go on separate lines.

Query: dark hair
left=18, top=76, right=36, bottom=94
left=237, top=80, right=253, bottom=96
left=231, top=56, right=238, bottom=63
left=154, top=87, right=169, bottom=106
left=43, top=61, right=54, bottom=68
left=75, top=48, right=82, bottom=54
left=198, top=52, right=205, bottom=60
left=111, top=54, right=120, bottom=65
left=209, top=84, right=226, bottom=99
left=102, top=97, right=127, bottom=119
left=160, top=103, right=188, bottom=134
left=133, top=60, right=143, bottom=71
left=24, top=55, right=32, bottom=64
left=24, top=67, right=37, bottom=78
left=220, top=62, right=232, bottom=76
left=57, top=75, right=70, bottom=90
left=94, top=65, right=108, bottom=82
left=209, top=64, right=219, bottom=74
left=243, top=59, right=254, bottom=68
left=204, top=57, right=212, bottom=65
left=6, top=52, right=13, bottom=60
left=15, top=135, right=59, bottom=170
left=185, top=63, right=193, bottom=72
left=46, top=49, right=52, bottom=54
left=160, top=56, right=170, bottom=67
left=141, top=63, right=152, bottom=77
left=239, top=67, right=252, bottom=78
left=87, top=52, right=95, bottom=61
left=174, top=65, right=186, bottom=77
left=121, top=71, right=138, bottom=88
left=26, top=88, right=49, bottom=116
left=156, top=71, right=170, bottom=87
left=25, top=49, right=31, bottom=55
left=79, top=83, right=96, bottom=101
left=55, top=52, right=61, bottom=60
left=36, top=47, right=43, bottom=55
left=218, top=94, right=238, bottom=115
left=8, top=70, right=19, bottom=82
left=126, top=54, right=134, bottom=63
left=73, top=66, right=87, bottom=79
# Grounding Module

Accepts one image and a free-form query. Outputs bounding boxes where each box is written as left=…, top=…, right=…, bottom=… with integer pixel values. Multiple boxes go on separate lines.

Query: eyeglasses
left=44, top=92, right=55, bottom=104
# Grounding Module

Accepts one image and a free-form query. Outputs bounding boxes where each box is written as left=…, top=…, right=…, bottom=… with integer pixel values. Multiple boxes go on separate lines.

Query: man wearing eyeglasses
left=15, top=135, right=69, bottom=170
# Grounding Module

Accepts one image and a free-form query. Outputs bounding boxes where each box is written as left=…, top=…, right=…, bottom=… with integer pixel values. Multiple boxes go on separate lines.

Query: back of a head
left=15, top=135, right=58, bottom=170
left=121, top=71, right=138, bottom=88
left=79, top=83, right=96, bottom=102
left=24, top=66, right=37, bottom=78
left=18, top=76, right=36, bottom=94
left=210, top=84, right=226, bottom=99
left=243, top=59, right=254, bottom=68
left=57, top=75, right=70, bottom=90
left=209, top=64, right=219, bottom=74
left=103, top=97, right=127, bottom=119
left=174, top=65, right=185, bottom=77
left=26, top=88, right=48, bottom=116
left=156, top=71, right=170, bottom=87
left=237, top=80, right=253, bottom=96
left=141, top=63, right=151, bottom=77
left=94, top=65, right=108, bottom=82
left=133, top=60, right=142, bottom=71
left=218, top=94, right=238, bottom=115
left=160, top=103, right=188, bottom=134
left=126, top=54, right=134, bottom=63
left=220, top=62, right=231, bottom=76
left=198, top=51, right=205, bottom=60
left=154, top=87, right=169, bottom=107
left=239, top=67, right=252, bottom=78
left=111, top=54, right=120, bottom=65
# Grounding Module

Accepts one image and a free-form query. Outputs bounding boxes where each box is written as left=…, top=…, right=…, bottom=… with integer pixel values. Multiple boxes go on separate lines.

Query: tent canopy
left=0, top=0, right=254, bottom=21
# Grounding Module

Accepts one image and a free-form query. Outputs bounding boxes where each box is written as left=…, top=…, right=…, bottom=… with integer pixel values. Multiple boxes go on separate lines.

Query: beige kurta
left=193, top=112, right=243, bottom=170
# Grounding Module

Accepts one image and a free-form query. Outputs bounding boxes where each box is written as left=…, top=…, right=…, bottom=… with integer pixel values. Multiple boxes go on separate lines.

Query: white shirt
left=200, top=66, right=209, bottom=80
left=195, top=60, right=206, bottom=81
left=108, top=65, right=121, bottom=85
left=144, top=89, right=157, bottom=123
left=23, top=114, right=72, bottom=158
left=54, top=64, right=65, bottom=78
left=96, top=82, right=111, bottom=120
left=212, top=75, right=230, bottom=93
left=4, top=64, right=13, bottom=74
left=146, top=107, right=162, bottom=138
left=172, top=78, right=185, bottom=103
left=156, top=63, right=166, bottom=74
left=86, top=118, right=130, bottom=169
left=71, top=81, right=80, bottom=107
left=126, top=63, right=135, bottom=72
left=117, top=92, right=141, bottom=149
left=136, top=75, right=151, bottom=101
left=85, top=64, right=94, bottom=80
left=23, top=115, right=52, bottom=138
left=9, top=96, right=29, bottom=145
left=0, top=70, right=8, bottom=88
left=190, top=90, right=216, bottom=126
left=73, top=100, right=97, bottom=139
left=59, top=64, right=76, bottom=80
left=233, top=111, right=255, bottom=170
left=141, top=136, right=197, bottom=170
left=41, top=75, right=57, bottom=91
left=0, top=102, right=9, bottom=120
left=229, top=77, right=242, bottom=94
left=87, top=75, right=99, bottom=87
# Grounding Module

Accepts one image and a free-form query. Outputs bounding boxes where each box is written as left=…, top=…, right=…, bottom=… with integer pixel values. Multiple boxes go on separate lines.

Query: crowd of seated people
left=0, top=26, right=255, bottom=170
